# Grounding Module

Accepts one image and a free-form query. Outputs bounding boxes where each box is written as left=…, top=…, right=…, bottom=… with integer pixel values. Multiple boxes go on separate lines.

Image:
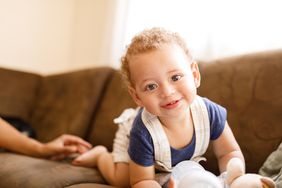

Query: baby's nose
left=160, top=84, right=175, bottom=98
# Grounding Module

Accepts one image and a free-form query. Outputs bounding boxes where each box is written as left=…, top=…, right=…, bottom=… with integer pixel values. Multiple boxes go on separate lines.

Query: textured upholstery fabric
left=0, top=68, right=41, bottom=122
left=30, top=68, right=114, bottom=142
left=198, top=50, right=282, bottom=173
left=0, top=153, right=105, bottom=188
left=88, top=71, right=136, bottom=151
left=66, top=183, right=114, bottom=188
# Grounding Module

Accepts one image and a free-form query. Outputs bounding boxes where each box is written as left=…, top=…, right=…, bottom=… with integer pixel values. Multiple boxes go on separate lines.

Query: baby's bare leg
left=73, top=145, right=129, bottom=187
left=97, top=152, right=130, bottom=188
left=72, top=145, right=107, bottom=167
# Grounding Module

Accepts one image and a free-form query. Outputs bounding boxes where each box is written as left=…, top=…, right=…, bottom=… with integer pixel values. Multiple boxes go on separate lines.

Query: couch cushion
left=198, top=50, right=282, bottom=173
left=66, top=183, right=116, bottom=188
left=30, top=67, right=114, bottom=142
left=0, top=67, right=41, bottom=122
left=0, top=153, right=106, bottom=188
left=88, top=71, right=136, bottom=151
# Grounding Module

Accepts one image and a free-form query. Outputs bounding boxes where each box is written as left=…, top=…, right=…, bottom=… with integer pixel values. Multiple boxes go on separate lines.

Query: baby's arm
left=129, top=159, right=161, bottom=188
left=211, top=121, right=244, bottom=173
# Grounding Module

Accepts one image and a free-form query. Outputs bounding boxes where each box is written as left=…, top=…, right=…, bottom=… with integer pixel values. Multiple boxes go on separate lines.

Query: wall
left=0, top=0, right=117, bottom=75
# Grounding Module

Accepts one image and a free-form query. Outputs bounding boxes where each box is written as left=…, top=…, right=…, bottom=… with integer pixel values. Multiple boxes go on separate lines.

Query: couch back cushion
left=198, top=50, right=282, bottom=173
left=0, top=68, right=41, bottom=122
left=88, top=71, right=136, bottom=150
left=30, top=67, right=114, bottom=142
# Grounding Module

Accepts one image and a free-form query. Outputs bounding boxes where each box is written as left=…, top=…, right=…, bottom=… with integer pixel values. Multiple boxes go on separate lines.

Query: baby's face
left=128, top=44, right=200, bottom=120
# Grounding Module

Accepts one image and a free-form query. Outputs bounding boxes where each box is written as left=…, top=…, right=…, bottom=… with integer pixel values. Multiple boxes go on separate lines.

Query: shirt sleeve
left=128, top=112, right=155, bottom=166
left=203, top=97, right=227, bottom=140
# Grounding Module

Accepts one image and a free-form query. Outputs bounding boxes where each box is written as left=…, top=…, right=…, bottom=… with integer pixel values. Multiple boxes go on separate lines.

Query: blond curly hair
left=120, top=27, right=193, bottom=87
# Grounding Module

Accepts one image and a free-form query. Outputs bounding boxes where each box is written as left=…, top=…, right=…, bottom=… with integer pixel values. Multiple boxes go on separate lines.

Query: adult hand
left=41, top=134, right=92, bottom=160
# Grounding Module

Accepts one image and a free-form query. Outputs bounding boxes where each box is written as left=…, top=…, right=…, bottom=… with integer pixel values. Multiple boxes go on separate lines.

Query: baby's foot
left=72, top=145, right=107, bottom=167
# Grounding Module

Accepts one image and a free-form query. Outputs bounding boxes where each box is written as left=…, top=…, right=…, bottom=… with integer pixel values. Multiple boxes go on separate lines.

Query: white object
left=171, top=160, right=222, bottom=188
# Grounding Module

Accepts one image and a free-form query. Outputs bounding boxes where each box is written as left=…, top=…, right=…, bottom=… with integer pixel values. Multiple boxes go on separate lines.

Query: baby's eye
left=145, top=84, right=158, bottom=91
left=171, top=74, right=182, bottom=82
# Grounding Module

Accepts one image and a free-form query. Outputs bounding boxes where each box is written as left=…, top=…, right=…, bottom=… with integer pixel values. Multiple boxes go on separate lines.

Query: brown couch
left=0, top=50, right=281, bottom=188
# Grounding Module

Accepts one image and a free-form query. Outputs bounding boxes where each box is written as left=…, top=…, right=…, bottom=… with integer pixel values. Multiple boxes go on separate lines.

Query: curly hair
left=120, top=27, right=193, bottom=87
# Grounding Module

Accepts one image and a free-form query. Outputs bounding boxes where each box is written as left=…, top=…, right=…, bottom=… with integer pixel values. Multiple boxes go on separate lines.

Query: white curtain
left=115, top=0, right=282, bottom=62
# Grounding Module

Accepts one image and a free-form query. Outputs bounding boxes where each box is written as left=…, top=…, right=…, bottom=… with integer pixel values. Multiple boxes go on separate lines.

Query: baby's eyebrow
left=167, top=69, right=182, bottom=74
left=140, top=78, right=154, bottom=85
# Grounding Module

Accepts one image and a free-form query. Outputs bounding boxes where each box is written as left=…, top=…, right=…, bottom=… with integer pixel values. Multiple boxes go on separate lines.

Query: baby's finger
left=168, top=177, right=176, bottom=188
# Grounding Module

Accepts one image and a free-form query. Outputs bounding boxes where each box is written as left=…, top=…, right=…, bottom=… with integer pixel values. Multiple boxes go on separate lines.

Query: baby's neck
left=159, top=108, right=191, bottom=129
left=161, top=112, right=194, bottom=149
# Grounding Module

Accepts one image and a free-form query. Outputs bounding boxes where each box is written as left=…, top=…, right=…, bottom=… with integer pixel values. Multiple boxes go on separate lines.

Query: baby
left=73, top=27, right=244, bottom=188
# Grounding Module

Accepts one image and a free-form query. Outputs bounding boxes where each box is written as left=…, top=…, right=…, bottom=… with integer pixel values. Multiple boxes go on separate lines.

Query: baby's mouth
left=161, top=99, right=180, bottom=109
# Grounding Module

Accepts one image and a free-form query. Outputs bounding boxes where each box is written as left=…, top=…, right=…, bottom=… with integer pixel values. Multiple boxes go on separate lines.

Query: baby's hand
left=168, top=177, right=176, bottom=188
left=72, top=145, right=107, bottom=167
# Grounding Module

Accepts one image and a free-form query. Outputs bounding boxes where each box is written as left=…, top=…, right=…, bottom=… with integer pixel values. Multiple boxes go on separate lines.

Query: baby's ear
left=226, top=158, right=245, bottom=185
left=191, top=61, right=201, bottom=88
left=261, top=177, right=276, bottom=188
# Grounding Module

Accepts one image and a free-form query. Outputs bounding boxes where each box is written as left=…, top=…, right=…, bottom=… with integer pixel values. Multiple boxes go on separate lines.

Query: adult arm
left=0, top=117, right=91, bottom=158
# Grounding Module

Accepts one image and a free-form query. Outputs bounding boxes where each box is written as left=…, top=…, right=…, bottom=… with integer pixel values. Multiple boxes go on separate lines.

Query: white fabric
left=141, top=110, right=172, bottom=172
left=112, top=108, right=138, bottom=162
left=218, top=171, right=229, bottom=188
left=190, top=95, right=210, bottom=162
